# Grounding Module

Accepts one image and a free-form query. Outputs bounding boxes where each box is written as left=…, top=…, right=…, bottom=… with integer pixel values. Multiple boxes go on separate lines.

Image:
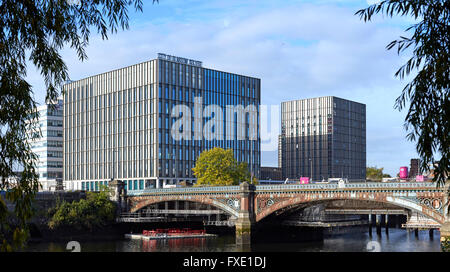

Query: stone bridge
left=115, top=181, right=450, bottom=245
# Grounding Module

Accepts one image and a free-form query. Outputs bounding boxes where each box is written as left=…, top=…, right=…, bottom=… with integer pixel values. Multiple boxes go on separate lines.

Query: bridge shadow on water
left=249, top=225, right=442, bottom=252
left=253, top=224, right=325, bottom=243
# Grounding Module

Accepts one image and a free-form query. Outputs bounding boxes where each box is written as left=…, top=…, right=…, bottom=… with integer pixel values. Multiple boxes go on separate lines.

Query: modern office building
left=63, top=53, right=260, bottom=191
left=30, top=98, right=64, bottom=191
left=280, top=96, right=366, bottom=181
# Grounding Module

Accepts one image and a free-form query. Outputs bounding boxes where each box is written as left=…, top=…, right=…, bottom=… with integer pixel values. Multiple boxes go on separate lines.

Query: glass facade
left=280, top=96, right=366, bottom=181
left=63, top=56, right=261, bottom=191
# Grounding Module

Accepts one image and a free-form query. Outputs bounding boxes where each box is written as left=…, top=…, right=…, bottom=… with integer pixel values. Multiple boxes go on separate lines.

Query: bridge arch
left=255, top=195, right=445, bottom=224
left=129, top=196, right=240, bottom=218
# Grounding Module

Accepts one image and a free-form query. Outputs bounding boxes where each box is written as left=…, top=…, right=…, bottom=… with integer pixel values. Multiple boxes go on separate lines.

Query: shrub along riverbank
left=47, top=187, right=115, bottom=231
left=30, top=187, right=122, bottom=242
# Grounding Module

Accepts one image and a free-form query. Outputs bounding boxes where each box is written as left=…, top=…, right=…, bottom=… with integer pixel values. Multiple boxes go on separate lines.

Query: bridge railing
left=126, top=182, right=438, bottom=196
left=139, top=209, right=224, bottom=215
left=255, top=182, right=438, bottom=191
left=255, top=184, right=338, bottom=191
left=343, top=182, right=437, bottom=189
left=127, top=185, right=241, bottom=196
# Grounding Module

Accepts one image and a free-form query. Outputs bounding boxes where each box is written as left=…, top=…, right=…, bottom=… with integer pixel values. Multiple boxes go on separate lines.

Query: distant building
left=278, top=135, right=283, bottom=169
left=4, top=172, right=22, bottom=189
left=409, top=158, right=420, bottom=178
left=280, top=96, right=366, bottom=181
left=30, top=99, right=64, bottom=191
left=260, top=167, right=282, bottom=181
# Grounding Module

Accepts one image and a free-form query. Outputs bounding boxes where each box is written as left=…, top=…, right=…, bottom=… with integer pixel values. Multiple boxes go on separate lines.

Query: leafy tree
left=366, top=166, right=390, bottom=181
left=192, top=147, right=258, bottom=186
left=0, top=0, right=155, bottom=251
left=356, top=1, right=449, bottom=186
left=48, top=185, right=116, bottom=231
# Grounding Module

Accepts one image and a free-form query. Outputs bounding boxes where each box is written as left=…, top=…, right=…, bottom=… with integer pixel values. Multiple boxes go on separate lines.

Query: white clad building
left=30, top=98, right=65, bottom=191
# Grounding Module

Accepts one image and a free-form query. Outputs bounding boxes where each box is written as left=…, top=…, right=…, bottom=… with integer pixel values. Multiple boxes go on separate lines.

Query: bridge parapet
left=128, top=185, right=241, bottom=196
left=255, top=182, right=439, bottom=192
left=127, top=182, right=439, bottom=196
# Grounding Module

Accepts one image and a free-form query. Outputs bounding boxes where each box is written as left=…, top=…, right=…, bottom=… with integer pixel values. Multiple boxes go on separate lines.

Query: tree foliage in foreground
left=48, top=186, right=116, bottom=231
left=0, top=0, right=153, bottom=251
left=192, top=147, right=258, bottom=186
left=356, top=1, right=449, bottom=186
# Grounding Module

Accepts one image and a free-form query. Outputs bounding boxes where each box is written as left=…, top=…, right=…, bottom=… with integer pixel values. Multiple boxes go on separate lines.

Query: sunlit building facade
left=63, top=54, right=260, bottom=191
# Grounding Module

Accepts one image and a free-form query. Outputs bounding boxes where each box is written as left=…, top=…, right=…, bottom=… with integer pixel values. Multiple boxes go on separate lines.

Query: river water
left=24, top=227, right=441, bottom=252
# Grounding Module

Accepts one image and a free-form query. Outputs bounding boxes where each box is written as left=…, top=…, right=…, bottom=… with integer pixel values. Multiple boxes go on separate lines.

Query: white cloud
left=366, top=0, right=381, bottom=5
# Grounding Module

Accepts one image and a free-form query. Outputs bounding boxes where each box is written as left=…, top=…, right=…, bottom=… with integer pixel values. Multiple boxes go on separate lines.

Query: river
left=24, top=227, right=441, bottom=252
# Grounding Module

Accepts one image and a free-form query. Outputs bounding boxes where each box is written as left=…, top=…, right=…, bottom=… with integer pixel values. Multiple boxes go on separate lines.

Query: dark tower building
left=280, top=96, right=366, bottom=181
left=409, top=158, right=420, bottom=178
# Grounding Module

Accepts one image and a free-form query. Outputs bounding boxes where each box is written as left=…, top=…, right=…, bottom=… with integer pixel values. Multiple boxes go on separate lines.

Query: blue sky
left=28, top=0, right=421, bottom=176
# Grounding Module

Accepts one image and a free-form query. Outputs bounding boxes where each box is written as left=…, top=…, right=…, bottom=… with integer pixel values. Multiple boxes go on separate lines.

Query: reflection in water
left=140, top=238, right=209, bottom=252
left=142, top=239, right=157, bottom=252
left=24, top=228, right=441, bottom=252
